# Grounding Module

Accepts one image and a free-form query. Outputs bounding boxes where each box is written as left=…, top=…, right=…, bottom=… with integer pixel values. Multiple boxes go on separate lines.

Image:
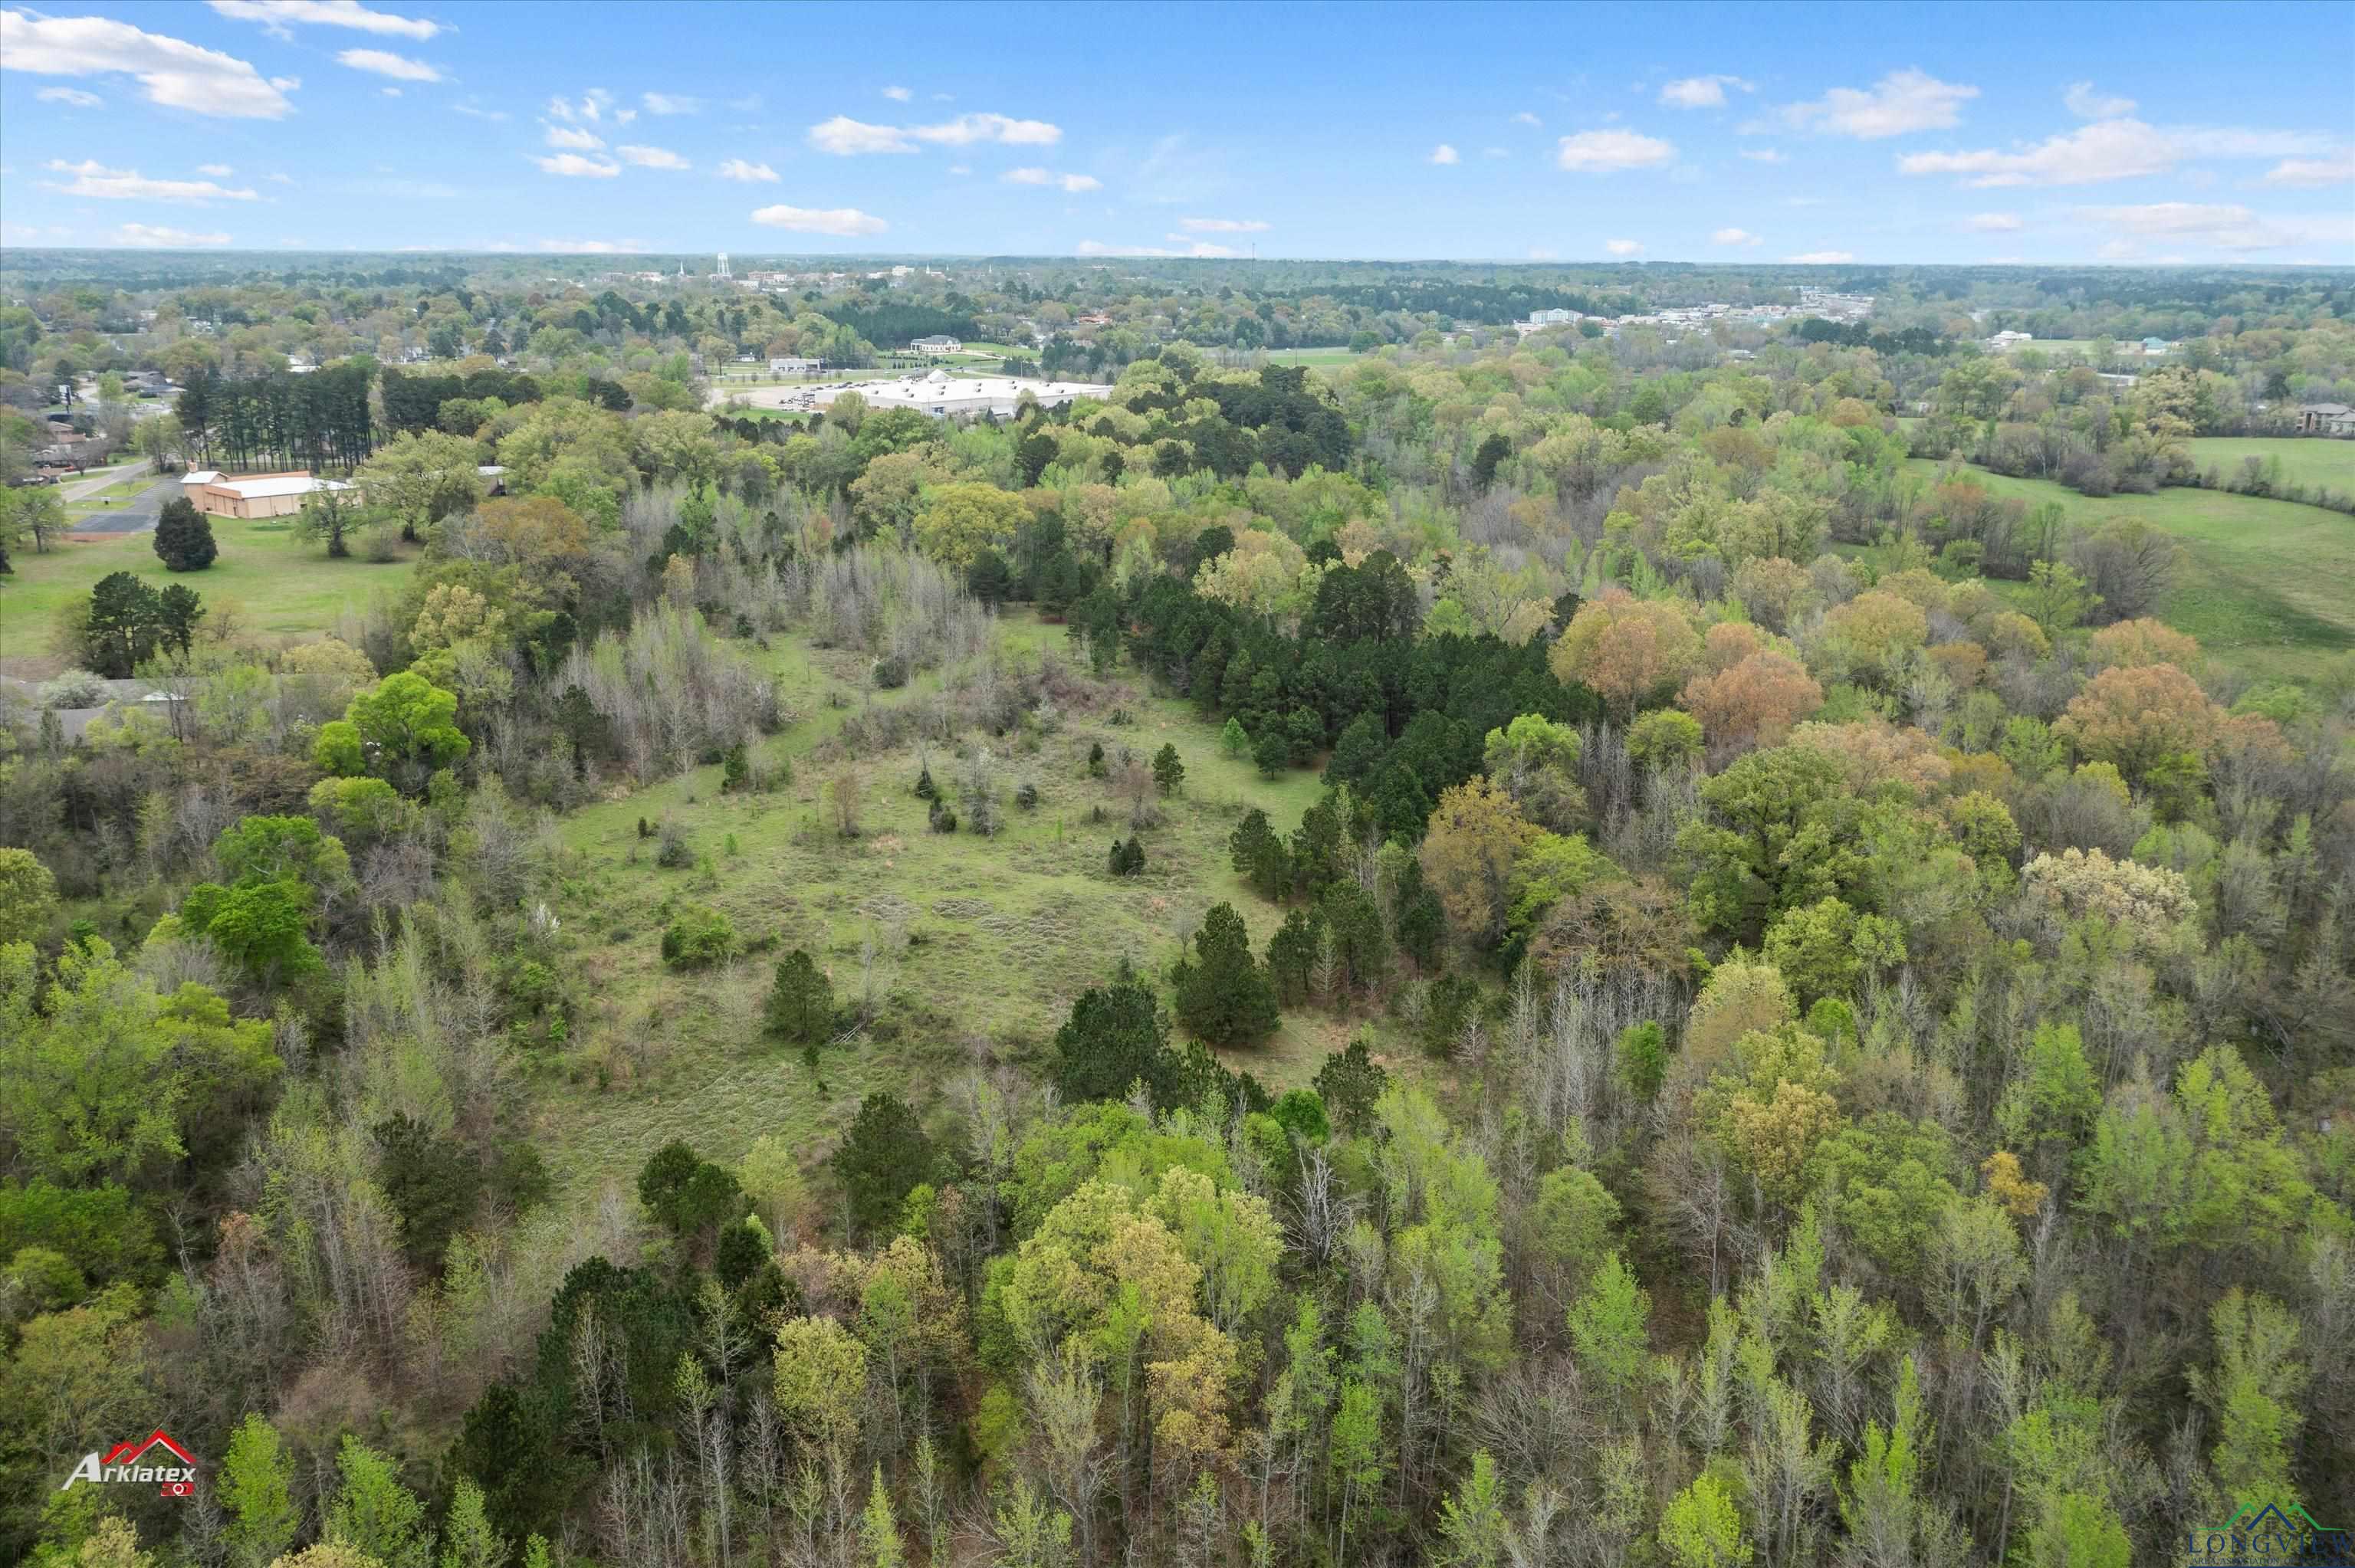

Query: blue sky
left=3, top=0, right=2350, bottom=263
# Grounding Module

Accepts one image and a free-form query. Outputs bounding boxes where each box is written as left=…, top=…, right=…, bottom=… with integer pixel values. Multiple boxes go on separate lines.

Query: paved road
left=67, top=475, right=177, bottom=535
left=58, top=458, right=150, bottom=502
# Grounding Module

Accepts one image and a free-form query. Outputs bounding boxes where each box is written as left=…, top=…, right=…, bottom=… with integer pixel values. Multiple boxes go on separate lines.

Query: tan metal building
left=183, top=471, right=360, bottom=519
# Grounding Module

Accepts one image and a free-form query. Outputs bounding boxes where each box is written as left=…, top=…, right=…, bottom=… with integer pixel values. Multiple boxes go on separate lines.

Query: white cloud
left=337, top=48, right=439, bottom=82
left=35, top=85, right=101, bottom=107
left=267, top=171, right=294, bottom=183
left=1555, top=130, right=1677, bottom=172
left=197, top=162, right=235, bottom=175
left=544, top=123, right=604, bottom=150
left=380, top=85, right=399, bottom=97
left=1429, top=143, right=1460, bottom=165
left=616, top=144, right=689, bottom=170
left=882, top=85, right=911, bottom=101
left=641, top=92, right=701, bottom=115
left=1784, top=250, right=1854, bottom=263
left=547, top=89, right=614, bottom=123
left=43, top=159, right=259, bottom=203
left=716, top=158, right=778, bottom=182
left=1739, top=148, right=1785, bottom=163
left=1181, top=217, right=1269, bottom=233
left=1660, top=74, right=1753, bottom=109
left=1710, top=226, right=1761, bottom=246
left=2, top=8, right=298, bottom=118
left=1512, top=110, right=1541, bottom=126
left=1959, top=212, right=2022, bottom=232
left=751, top=204, right=888, bottom=236
left=1605, top=238, right=1643, bottom=256
left=537, top=238, right=646, bottom=253
left=1003, top=166, right=1100, bottom=192
left=947, top=164, right=971, bottom=175
left=808, top=114, right=915, bottom=155
left=452, top=100, right=506, bottom=121
left=1076, top=238, right=1237, bottom=258
left=111, top=222, right=232, bottom=247
left=2265, top=154, right=2355, bottom=188
left=806, top=109, right=1063, bottom=155
left=613, top=107, right=636, bottom=124
left=1900, top=118, right=2327, bottom=188
left=2076, top=201, right=2352, bottom=253
left=2063, top=80, right=2135, bottom=119
left=209, top=0, right=437, bottom=38
left=532, top=153, right=620, bottom=178
left=1779, top=68, right=1977, bottom=139
left=910, top=111, right=1059, bottom=146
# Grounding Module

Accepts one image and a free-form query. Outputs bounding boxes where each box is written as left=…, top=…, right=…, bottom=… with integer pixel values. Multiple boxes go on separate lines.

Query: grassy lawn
left=2183, top=437, right=2355, bottom=497
left=0, top=512, right=416, bottom=672
left=1254, top=347, right=1366, bottom=369
left=1903, top=458, right=2355, bottom=686
left=527, top=618, right=1400, bottom=1201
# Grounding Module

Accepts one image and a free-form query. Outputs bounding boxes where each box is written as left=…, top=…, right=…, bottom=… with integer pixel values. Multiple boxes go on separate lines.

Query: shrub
left=1015, top=781, right=1040, bottom=810
left=655, top=822, right=695, bottom=868
left=37, top=669, right=108, bottom=709
left=661, top=905, right=737, bottom=969
left=152, top=497, right=218, bottom=572
left=872, top=654, right=908, bottom=690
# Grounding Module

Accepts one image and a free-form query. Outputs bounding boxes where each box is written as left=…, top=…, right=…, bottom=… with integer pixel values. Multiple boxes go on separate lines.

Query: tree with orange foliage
left=1787, top=719, right=1952, bottom=796
left=1679, top=652, right=1824, bottom=759
left=2087, top=617, right=2202, bottom=671
left=2054, top=662, right=2219, bottom=779
left=472, top=494, right=593, bottom=569
left=1547, top=591, right=1703, bottom=715
left=1822, top=590, right=1930, bottom=660
left=1420, top=776, right=1542, bottom=948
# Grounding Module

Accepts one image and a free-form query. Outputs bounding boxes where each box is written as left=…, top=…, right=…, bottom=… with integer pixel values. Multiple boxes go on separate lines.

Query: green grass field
left=1904, top=458, right=2355, bottom=685
left=0, top=512, right=416, bottom=671
left=2183, top=438, right=2355, bottom=497
left=1253, top=347, right=1366, bottom=369
left=527, top=619, right=1398, bottom=1200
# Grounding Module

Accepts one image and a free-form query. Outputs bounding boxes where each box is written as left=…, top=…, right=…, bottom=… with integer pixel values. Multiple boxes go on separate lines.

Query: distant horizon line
left=2, top=247, right=2349, bottom=271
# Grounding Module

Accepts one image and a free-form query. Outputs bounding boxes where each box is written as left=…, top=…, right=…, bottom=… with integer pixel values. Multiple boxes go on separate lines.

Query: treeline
left=1795, top=317, right=1953, bottom=355
left=380, top=365, right=551, bottom=436
left=818, top=301, right=980, bottom=347
left=176, top=363, right=376, bottom=473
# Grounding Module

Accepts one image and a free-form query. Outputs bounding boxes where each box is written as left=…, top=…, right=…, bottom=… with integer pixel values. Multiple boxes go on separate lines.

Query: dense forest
left=1, top=255, right=2353, bottom=1568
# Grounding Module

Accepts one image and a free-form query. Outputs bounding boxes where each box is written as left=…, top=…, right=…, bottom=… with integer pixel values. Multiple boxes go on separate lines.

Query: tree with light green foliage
left=437, top=1480, right=508, bottom=1568
left=1660, top=1474, right=1752, bottom=1568
left=1567, top=1252, right=1652, bottom=1422
left=2190, top=1288, right=2307, bottom=1510
left=323, top=1436, right=428, bottom=1567
left=219, top=1414, right=298, bottom=1568
left=0, top=850, right=58, bottom=946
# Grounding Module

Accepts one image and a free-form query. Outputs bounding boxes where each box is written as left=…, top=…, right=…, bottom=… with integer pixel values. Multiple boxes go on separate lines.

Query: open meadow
left=527, top=617, right=1410, bottom=1199
left=2183, top=435, right=2355, bottom=496
left=0, top=509, right=417, bottom=675
left=1904, top=457, right=2355, bottom=687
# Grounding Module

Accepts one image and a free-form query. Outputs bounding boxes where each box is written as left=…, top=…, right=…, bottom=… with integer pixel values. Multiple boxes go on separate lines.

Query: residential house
left=910, top=335, right=963, bottom=355
left=2297, top=402, right=2355, bottom=437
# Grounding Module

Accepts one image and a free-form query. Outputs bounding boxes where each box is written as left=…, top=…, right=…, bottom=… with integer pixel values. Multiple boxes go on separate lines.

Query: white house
left=910, top=335, right=964, bottom=355
left=768, top=356, right=819, bottom=376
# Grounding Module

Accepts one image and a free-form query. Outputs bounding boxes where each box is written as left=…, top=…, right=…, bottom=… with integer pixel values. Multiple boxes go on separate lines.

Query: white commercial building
left=787, top=369, right=1113, bottom=420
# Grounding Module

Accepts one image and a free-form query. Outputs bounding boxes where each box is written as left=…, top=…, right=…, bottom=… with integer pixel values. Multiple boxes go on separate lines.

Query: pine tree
left=1174, top=901, right=1281, bottom=1046
left=1152, top=742, right=1185, bottom=794
left=1219, top=716, right=1250, bottom=759
left=764, top=950, right=834, bottom=1044
left=1086, top=740, right=1107, bottom=778
left=152, top=496, right=218, bottom=571
left=914, top=762, right=937, bottom=800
